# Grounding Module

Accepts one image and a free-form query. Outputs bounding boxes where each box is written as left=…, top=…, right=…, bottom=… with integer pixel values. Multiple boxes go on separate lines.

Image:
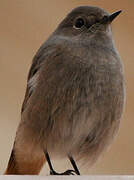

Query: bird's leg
left=68, top=156, right=80, bottom=175
left=45, top=151, right=76, bottom=175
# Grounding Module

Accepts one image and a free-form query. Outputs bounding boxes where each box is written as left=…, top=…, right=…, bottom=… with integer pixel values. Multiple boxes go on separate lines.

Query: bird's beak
left=101, top=10, right=122, bottom=24
left=109, top=10, right=122, bottom=22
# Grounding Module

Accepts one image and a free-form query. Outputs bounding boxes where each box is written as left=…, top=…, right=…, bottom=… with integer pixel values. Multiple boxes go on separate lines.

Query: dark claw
left=62, top=170, right=76, bottom=175
left=50, top=169, right=76, bottom=175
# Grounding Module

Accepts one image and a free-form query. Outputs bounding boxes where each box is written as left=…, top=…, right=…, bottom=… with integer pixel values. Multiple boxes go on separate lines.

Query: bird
left=5, top=6, right=125, bottom=175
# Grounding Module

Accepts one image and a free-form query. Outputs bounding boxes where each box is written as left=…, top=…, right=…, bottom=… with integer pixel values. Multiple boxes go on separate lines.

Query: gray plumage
left=5, top=6, right=125, bottom=174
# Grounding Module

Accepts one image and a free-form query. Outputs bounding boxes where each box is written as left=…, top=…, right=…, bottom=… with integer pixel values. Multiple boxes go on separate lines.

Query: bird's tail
left=4, top=120, right=46, bottom=175
left=5, top=149, right=45, bottom=175
left=4, top=150, right=17, bottom=174
left=5, top=144, right=46, bottom=175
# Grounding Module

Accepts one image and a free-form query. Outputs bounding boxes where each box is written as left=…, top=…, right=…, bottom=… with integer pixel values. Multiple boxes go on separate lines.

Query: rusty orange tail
left=5, top=149, right=46, bottom=175
left=5, top=150, right=18, bottom=174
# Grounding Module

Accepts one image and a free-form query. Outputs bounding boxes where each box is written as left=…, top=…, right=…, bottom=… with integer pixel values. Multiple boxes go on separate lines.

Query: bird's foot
left=50, top=169, right=76, bottom=175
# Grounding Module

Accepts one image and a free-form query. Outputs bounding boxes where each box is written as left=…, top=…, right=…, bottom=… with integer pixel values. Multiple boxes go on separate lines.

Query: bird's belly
left=43, top=101, right=121, bottom=160
left=24, top=68, right=124, bottom=161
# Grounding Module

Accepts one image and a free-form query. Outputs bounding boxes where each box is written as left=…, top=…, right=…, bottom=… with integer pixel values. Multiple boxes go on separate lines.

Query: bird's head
left=55, top=6, right=122, bottom=38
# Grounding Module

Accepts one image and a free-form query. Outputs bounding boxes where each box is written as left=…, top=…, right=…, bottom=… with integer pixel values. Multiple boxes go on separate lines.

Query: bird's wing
left=21, top=44, right=50, bottom=113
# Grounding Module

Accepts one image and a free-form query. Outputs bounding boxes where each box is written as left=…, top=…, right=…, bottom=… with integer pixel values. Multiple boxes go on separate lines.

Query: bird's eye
left=74, top=18, right=85, bottom=29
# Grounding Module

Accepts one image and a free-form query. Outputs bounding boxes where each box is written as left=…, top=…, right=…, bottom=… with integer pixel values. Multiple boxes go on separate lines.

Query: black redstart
left=5, top=6, right=125, bottom=175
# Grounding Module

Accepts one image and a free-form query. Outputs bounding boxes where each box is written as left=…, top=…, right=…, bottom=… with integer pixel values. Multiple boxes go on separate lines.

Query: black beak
left=109, top=10, right=122, bottom=22
left=101, top=10, right=122, bottom=24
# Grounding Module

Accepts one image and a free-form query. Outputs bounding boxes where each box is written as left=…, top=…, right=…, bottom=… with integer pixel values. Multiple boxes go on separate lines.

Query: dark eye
left=74, top=18, right=85, bottom=29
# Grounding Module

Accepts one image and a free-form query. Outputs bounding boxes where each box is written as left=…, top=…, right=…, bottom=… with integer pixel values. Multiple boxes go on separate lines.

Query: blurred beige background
left=0, top=0, right=134, bottom=175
